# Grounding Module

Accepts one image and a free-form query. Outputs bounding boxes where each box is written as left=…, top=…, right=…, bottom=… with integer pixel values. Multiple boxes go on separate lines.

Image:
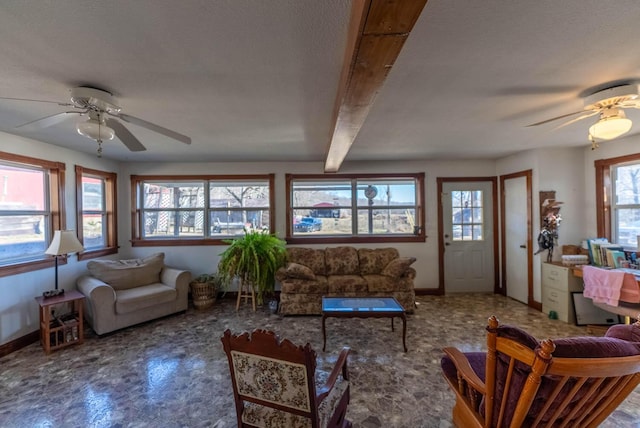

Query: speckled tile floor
left=2, top=293, right=640, bottom=427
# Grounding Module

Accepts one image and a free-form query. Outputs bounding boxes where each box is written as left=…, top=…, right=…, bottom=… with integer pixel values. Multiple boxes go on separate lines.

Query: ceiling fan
left=526, top=84, right=640, bottom=149
left=1, top=86, right=191, bottom=156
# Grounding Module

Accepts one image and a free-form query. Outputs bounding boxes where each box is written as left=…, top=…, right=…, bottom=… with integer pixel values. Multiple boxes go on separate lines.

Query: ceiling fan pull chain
left=588, top=133, right=599, bottom=150
left=97, top=139, right=103, bottom=157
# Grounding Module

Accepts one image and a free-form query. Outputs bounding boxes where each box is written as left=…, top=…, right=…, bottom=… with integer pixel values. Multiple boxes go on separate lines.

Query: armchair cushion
left=87, top=253, right=164, bottom=290
left=381, top=257, right=417, bottom=278
left=285, top=262, right=316, bottom=280
left=115, top=284, right=177, bottom=314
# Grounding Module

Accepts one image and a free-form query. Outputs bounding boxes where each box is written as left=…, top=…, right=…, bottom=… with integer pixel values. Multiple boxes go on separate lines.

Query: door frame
left=437, top=177, right=499, bottom=295
left=499, top=170, right=539, bottom=310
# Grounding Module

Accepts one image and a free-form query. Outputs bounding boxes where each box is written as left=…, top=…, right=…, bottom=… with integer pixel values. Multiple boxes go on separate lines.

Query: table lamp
left=43, top=230, right=84, bottom=298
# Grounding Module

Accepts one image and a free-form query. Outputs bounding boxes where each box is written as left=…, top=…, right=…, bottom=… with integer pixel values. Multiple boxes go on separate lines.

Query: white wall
left=496, top=147, right=585, bottom=302
left=0, top=133, right=120, bottom=345
left=120, top=159, right=497, bottom=294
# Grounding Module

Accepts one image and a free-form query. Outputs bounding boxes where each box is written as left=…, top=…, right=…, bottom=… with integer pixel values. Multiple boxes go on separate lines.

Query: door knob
left=520, top=244, right=526, bottom=248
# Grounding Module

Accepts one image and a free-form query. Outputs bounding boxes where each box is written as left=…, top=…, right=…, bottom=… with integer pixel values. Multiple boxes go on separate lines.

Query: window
left=131, top=174, right=274, bottom=246
left=451, top=190, right=484, bottom=241
left=75, top=166, right=117, bottom=260
left=595, top=153, right=640, bottom=248
left=287, top=173, right=425, bottom=244
left=612, top=162, right=640, bottom=248
left=0, top=151, right=65, bottom=277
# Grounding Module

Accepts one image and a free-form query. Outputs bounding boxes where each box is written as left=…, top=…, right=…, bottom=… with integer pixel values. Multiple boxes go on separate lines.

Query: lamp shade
left=589, top=110, right=633, bottom=140
left=77, top=118, right=115, bottom=141
left=45, top=230, right=84, bottom=256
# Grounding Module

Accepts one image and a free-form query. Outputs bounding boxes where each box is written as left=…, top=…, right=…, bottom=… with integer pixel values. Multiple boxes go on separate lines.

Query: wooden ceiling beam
left=324, top=0, right=429, bottom=172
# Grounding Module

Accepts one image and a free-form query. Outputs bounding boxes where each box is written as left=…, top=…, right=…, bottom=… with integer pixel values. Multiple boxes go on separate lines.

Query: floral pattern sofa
left=276, top=246, right=416, bottom=315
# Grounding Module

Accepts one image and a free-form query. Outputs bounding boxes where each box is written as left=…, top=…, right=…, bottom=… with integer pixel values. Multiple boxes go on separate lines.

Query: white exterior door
left=442, top=181, right=494, bottom=293
left=504, top=175, right=529, bottom=304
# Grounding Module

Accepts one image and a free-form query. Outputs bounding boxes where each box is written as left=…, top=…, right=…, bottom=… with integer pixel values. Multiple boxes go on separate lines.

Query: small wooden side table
left=35, top=289, right=85, bottom=354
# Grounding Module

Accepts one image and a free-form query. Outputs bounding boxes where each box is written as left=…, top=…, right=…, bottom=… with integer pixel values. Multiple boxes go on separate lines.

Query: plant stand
left=236, top=279, right=256, bottom=312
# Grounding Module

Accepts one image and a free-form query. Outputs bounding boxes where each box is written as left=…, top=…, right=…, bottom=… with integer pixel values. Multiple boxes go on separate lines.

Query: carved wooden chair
left=221, top=329, right=352, bottom=428
left=441, top=316, right=640, bottom=427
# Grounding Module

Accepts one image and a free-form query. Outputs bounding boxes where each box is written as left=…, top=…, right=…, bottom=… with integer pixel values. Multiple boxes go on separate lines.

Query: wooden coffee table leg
left=401, top=314, right=407, bottom=352
left=322, top=314, right=327, bottom=352
left=391, top=317, right=395, bottom=332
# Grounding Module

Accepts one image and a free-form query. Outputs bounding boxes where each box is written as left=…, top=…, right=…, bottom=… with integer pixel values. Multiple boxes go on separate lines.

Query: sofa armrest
left=161, top=267, right=191, bottom=308
left=161, top=267, right=190, bottom=290
left=404, top=267, right=416, bottom=280
left=77, top=275, right=117, bottom=335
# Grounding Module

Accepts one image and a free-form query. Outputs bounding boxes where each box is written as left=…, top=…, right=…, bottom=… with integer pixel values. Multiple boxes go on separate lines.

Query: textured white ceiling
left=1, top=0, right=640, bottom=163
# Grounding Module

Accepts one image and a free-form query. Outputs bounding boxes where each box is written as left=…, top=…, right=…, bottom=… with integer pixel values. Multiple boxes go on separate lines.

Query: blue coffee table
left=321, top=296, right=407, bottom=352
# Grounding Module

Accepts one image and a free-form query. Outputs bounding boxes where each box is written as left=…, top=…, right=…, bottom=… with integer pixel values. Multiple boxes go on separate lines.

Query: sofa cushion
left=358, top=248, right=400, bottom=275
left=280, top=276, right=328, bottom=294
left=287, top=248, right=326, bottom=275
left=382, top=257, right=416, bottom=278
left=115, top=283, right=177, bottom=314
left=325, top=247, right=359, bottom=275
left=87, top=253, right=165, bottom=290
left=285, top=262, right=316, bottom=280
left=364, top=274, right=401, bottom=292
left=327, top=275, right=368, bottom=293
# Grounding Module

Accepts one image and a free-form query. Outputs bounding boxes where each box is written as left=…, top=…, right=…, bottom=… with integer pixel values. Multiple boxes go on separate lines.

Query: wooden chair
left=441, top=316, right=640, bottom=427
left=221, top=329, right=352, bottom=428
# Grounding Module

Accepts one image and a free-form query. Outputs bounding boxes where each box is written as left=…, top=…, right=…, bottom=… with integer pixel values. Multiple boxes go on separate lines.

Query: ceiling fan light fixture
left=588, top=110, right=632, bottom=140
left=76, top=118, right=115, bottom=141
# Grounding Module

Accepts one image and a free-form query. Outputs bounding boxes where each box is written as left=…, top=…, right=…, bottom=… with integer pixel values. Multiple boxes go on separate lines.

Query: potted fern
left=217, top=229, right=287, bottom=307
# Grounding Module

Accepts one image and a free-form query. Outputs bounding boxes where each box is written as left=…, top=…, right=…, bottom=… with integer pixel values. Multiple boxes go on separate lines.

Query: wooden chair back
left=222, top=329, right=318, bottom=422
left=487, top=316, right=640, bottom=427
left=443, top=316, right=640, bottom=427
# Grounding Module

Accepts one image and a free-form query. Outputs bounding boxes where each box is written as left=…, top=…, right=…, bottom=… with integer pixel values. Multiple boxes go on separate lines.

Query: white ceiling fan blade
left=117, top=113, right=191, bottom=145
left=526, top=109, right=596, bottom=127
left=16, top=111, right=82, bottom=130
left=618, top=100, right=640, bottom=109
left=105, top=118, right=146, bottom=152
left=0, top=96, right=74, bottom=107
left=552, top=110, right=600, bottom=130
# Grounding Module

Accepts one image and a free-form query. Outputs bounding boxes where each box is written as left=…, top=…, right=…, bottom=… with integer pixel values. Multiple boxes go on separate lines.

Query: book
left=610, top=250, right=628, bottom=268
left=600, top=244, right=624, bottom=267
left=587, top=238, right=608, bottom=266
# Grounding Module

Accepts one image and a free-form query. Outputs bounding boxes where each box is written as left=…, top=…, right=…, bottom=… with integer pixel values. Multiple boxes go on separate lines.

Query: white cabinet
left=541, top=262, right=583, bottom=323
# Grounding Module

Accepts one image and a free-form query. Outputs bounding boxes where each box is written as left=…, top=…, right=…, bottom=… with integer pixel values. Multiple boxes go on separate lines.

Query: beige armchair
left=77, top=253, right=190, bottom=335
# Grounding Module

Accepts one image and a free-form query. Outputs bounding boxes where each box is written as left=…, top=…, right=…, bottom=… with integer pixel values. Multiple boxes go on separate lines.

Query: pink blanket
left=582, top=265, right=640, bottom=306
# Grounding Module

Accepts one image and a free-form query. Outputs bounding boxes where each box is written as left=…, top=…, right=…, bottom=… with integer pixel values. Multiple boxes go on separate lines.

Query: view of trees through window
left=290, top=178, right=419, bottom=236
left=613, top=162, right=640, bottom=248
left=0, top=162, right=48, bottom=265
left=139, top=179, right=270, bottom=239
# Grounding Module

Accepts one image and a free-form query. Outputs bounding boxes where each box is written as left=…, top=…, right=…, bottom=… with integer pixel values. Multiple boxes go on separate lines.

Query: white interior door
left=504, top=176, right=529, bottom=304
left=442, top=181, right=494, bottom=293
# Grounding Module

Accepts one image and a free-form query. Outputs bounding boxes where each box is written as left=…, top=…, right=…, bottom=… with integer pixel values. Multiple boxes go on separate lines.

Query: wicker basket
left=190, top=281, right=217, bottom=310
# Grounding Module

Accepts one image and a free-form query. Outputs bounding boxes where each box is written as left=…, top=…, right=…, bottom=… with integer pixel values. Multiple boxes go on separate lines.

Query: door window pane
left=451, top=190, right=484, bottom=241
